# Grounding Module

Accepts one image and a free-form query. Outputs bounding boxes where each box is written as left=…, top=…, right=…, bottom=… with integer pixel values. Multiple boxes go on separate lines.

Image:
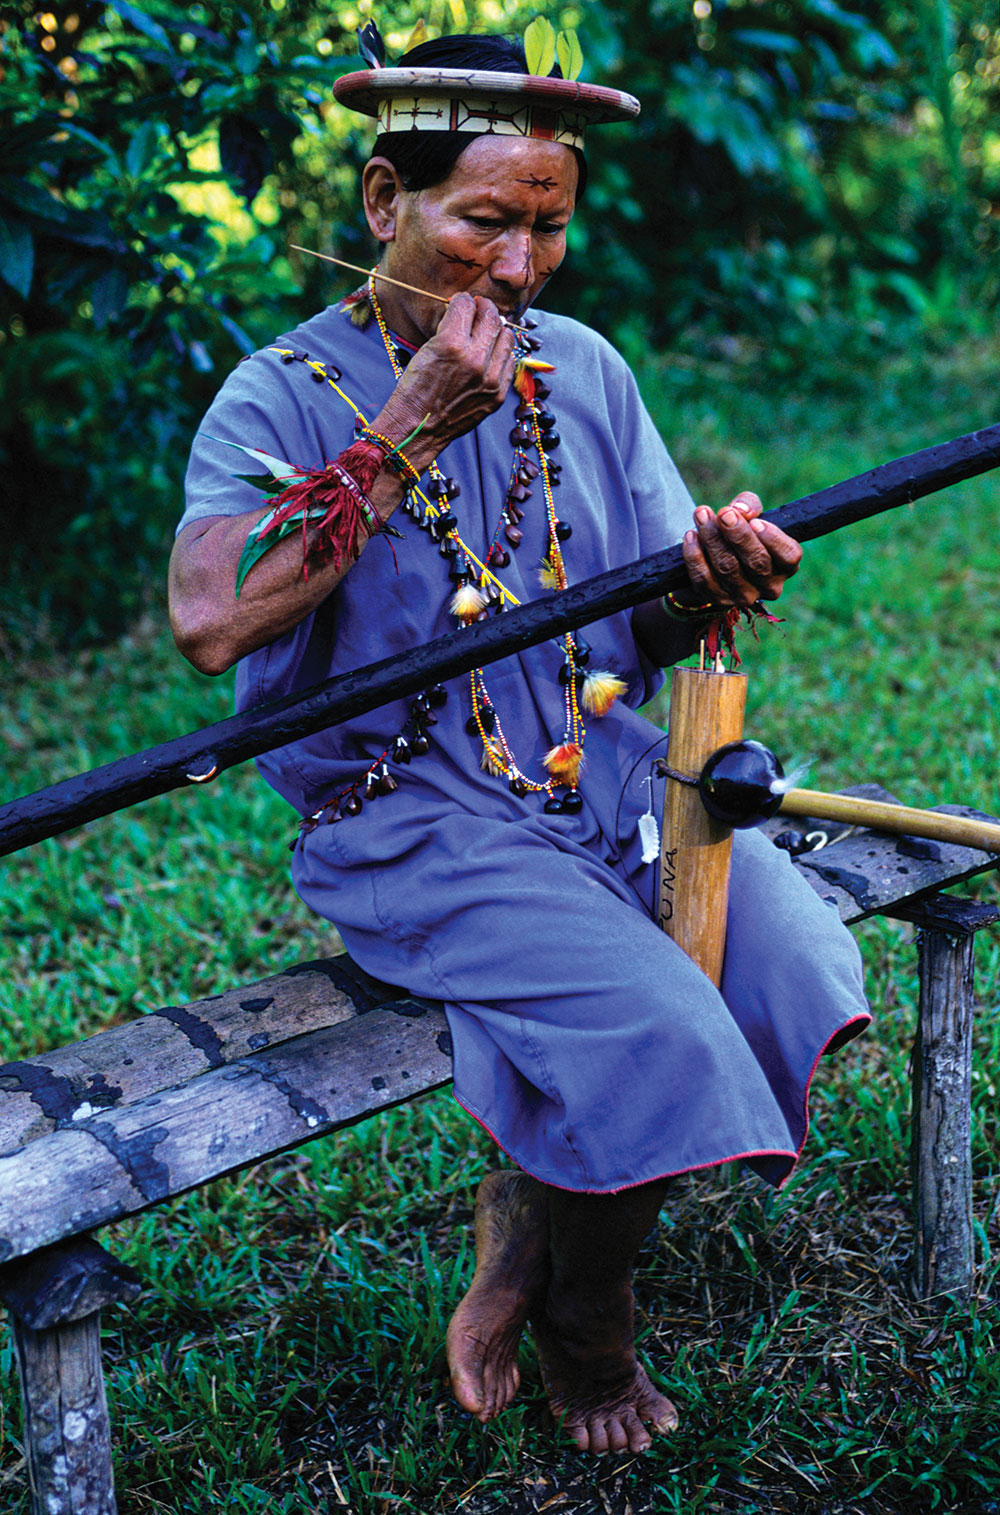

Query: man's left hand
left=679, top=491, right=802, bottom=609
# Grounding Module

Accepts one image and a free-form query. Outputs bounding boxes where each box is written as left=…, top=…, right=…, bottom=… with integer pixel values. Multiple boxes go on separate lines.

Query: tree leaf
left=106, top=0, right=171, bottom=51
left=125, top=121, right=161, bottom=179
left=0, top=215, right=34, bottom=298
left=91, top=265, right=129, bottom=328
left=556, top=30, right=583, bottom=82
left=219, top=115, right=271, bottom=203
left=524, top=17, right=556, bottom=78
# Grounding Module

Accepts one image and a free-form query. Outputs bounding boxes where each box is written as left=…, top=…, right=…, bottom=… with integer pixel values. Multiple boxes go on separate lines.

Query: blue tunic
left=181, top=300, right=870, bottom=1192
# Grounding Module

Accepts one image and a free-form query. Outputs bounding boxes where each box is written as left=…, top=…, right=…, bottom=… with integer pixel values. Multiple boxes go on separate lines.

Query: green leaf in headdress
left=524, top=16, right=556, bottom=77
left=556, top=30, right=584, bottom=82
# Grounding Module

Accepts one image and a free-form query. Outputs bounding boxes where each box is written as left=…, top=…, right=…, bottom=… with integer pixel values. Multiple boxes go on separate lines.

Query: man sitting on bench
left=168, top=26, right=870, bottom=1455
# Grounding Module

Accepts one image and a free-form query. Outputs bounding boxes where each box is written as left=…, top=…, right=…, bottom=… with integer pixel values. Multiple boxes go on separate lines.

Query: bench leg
left=910, top=920, right=976, bottom=1303
left=0, top=1235, right=141, bottom=1515
left=11, top=1310, right=118, bottom=1515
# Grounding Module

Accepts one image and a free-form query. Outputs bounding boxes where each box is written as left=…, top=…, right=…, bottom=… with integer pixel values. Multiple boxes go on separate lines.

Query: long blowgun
left=1, top=423, right=999, bottom=859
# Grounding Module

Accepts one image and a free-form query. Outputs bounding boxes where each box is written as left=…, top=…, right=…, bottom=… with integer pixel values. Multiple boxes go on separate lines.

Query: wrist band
left=662, top=589, right=718, bottom=622
left=358, top=498, right=386, bottom=540
left=355, top=422, right=422, bottom=486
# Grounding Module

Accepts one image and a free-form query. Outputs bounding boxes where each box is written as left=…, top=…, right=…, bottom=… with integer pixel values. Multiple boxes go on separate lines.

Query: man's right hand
left=375, top=292, right=519, bottom=470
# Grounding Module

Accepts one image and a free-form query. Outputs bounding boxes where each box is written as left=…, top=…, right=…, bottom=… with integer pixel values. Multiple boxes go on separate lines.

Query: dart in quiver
left=656, top=696, right=1000, bottom=988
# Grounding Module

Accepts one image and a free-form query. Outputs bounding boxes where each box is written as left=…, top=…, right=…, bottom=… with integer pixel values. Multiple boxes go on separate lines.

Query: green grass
left=2, top=339, right=999, bottom=1514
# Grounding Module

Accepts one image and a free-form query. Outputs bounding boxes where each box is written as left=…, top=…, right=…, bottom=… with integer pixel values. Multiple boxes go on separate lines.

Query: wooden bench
left=1, top=795, right=997, bottom=1515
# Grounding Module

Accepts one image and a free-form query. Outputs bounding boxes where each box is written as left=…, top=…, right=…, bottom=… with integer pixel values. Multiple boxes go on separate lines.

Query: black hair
left=370, top=32, right=587, bottom=200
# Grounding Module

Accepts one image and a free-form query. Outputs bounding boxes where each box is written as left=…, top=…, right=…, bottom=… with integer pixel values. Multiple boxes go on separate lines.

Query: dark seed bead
left=280, top=351, right=295, bottom=364
left=574, top=638, right=591, bottom=665
left=444, top=478, right=461, bottom=500
left=492, top=547, right=511, bottom=569
left=549, top=473, right=561, bottom=487
left=541, top=431, right=560, bottom=450
left=345, top=794, right=363, bottom=816
left=429, top=475, right=448, bottom=497
left=363, top=774, right=380, bottom=801
left=509, top=424, right=533, bottom=446
left=547, top=459, right=562, bottom=474
left=441, top=538, right=458, bottom=557
left=533, top=380, right=551, bottom=399
left=524, top=336, right=542, bottom=352
left=519, top=460, right=540, bottom=481
left=311, top=368, right=325, bottom=382
left=555, top=520, right=572, bottom=540
left=465, top=716, right=481, bottom=735
left=475, top=609, right=490, bottom=622
left=515, top=402, right=534, bottom=420
left=509, top=483, right=531, bottom=503
left=378, top=769, right=398, bottom=796
left=510, top=777, right=529, bottom=797
left=427, top=684, right=448, bottom=707
left=537, top=409, right=556, bottom=431
left=411, top=734, right=430, bottom=755
left=561, top=790, right=584, bottom=814
left=543, top=795, right=565, bottom=814
left=448, top=562, right=468, bottom=582
left=505, top=524, right=523, bottom=548
left=520, top=315, right=538, bottom=329
left=393, top=737, right=412, bottom=764
left=479, top=705, right=496, bottom=733
left=436, top=512, right=458, bottom=534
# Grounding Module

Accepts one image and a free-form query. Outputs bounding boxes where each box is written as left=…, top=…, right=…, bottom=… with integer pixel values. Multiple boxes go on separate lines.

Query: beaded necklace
left=295, top=279, right=628, bottom=834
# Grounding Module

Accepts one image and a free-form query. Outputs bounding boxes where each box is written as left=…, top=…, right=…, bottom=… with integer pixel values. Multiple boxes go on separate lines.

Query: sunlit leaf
left=524, top=17, right=556, bottom=78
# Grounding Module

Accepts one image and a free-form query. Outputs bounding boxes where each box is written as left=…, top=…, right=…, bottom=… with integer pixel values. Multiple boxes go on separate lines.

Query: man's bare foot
left=446, top=1170, right=550, bottom=1421
left=533, top=1284, right=678, bottom=1454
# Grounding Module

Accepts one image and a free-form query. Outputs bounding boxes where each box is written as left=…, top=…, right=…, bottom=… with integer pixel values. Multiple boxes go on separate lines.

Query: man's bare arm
left=169, top=294, right=517, bottom=675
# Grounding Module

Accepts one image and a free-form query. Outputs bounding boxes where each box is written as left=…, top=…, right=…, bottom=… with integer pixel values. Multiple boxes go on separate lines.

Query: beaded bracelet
left=358, top=498, right=386, bottom=540
left=355, top=422, right=422, bottom=486
left=662, top=589, right=719, bottom=622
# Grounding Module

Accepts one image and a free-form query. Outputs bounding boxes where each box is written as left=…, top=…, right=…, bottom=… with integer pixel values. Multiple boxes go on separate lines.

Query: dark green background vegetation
left=3, top=5, right=1000, bottom=1511
left=1, top=0, right=998, bottom=645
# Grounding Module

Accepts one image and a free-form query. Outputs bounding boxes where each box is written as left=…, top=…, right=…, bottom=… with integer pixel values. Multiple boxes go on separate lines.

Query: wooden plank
left=0, top=957, right=396, bottom=1155
left=761, top=791, right=1000, bottom=924
left=0, top=999, right=452, bottom=1264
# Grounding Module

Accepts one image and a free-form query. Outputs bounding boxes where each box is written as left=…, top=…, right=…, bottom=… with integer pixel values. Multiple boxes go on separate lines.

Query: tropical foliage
left=1, top=0, right=997, bottom=643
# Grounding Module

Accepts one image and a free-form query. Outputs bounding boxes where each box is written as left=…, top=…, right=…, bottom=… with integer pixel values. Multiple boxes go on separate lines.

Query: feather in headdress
left=356, top=21, right=386, bottom=68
